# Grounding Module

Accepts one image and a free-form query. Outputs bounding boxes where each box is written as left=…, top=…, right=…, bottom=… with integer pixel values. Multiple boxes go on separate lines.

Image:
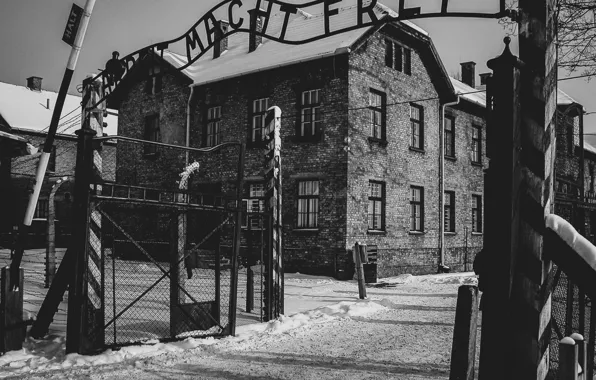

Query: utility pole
left=9, top=0, right=97, bottom=290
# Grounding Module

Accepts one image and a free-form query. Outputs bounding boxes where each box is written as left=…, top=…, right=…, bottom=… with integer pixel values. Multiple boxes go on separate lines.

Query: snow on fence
left=544, top=214, right=596, bottom=379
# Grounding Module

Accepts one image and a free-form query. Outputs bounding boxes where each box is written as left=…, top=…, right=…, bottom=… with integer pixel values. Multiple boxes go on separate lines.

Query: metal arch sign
left=94, top=0, right=508, bottom=104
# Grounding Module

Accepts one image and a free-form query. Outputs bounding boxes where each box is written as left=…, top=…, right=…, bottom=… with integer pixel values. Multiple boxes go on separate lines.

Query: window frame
left=404, top=48, right=412, bottom=75
left=472, top=125, right=482, bottom=164
left=297, top=180, right=320, bottom=229
left=384, top=39, right=403, bottom=72
left=143, top=114, right=160, bottom=157
left=410, top=186, right=424, bottom=232
left=368, top=89, right=387, bottom=143
left=34, top=199, right=49, bottom=219
left=444, top=191, right=455, bottom=233
left=444, top=115, right=456, bottom=159
left=410, top=104, right=424, bottom=151
left=297, top=89, right=322, bottom=141
left=249, top=97, right=269, bottom=146
left=368, top=181, right=386, bottom=231
left=145, top=64, right=162, bottom=95
left=472, top=194, right=482, bottom=233
left=204, top=106, right=222, bottom=148
left=242, top=183, right=265, bottom=230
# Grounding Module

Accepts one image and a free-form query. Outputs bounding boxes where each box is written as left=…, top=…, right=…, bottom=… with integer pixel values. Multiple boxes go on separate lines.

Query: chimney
left=213, top=20, right=229, bottom=59
left=26, top=76, right=42, bottom=92
left=479, top=72, right=492, bottom=86
left=248, top=9, right=263, bottom=53
left=460, top=61, right=476, bottom=88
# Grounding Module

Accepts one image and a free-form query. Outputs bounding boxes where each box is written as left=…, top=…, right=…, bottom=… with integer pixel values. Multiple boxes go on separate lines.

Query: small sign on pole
left=62, top=3, right=83, bottom=47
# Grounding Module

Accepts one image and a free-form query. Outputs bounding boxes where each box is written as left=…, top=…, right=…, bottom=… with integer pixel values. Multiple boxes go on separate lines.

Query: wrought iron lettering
left=92, top=0, right=509, bottom=109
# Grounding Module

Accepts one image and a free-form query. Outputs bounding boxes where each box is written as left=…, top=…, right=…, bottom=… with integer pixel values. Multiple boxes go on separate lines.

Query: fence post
left=449, top=285, right=479, bottom=380
left=354, top=242, right=366, bottom=299
left=559, top=337, right=579, bottom=380
left=65, top=119, right=95, bottom=354
left=0, top=267, right=24, bottom=353
left=570, top=333, right=586, bottom=380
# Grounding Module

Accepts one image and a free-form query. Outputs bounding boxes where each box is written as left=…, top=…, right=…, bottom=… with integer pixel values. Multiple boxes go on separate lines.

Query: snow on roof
left=558, top=88, right=580, bottom=106
left=450, top=77, right=583, bottom=111
left=450, top=77, right=486, bottom=107
left=163, top=1, right=427, bottom=87
left=0, top=81, right=118, bottom=136
left=584, top=141, right=596, bottom=155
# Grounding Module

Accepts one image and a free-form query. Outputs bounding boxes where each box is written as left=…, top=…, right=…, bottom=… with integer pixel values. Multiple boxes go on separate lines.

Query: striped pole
left=85, top=76, right=104, bottom=311
left=9, top=0, right=97, bottom=290
left=263, top=106, right=282, bottom=320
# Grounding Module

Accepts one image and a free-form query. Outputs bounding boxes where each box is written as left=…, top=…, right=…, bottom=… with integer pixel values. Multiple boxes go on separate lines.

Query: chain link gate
left=70, top=134, right=249, bottom=353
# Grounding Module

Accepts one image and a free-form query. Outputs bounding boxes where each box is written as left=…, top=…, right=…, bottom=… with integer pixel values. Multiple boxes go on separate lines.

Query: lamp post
left=46, top=176, right=70, bottom=288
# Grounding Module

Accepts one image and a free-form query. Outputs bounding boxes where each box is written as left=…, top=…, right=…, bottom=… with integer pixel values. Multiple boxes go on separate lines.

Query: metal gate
left=72, top=134, right=251, bottom=353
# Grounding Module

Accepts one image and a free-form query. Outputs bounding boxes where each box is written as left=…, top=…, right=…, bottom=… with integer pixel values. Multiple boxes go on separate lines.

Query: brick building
left=106, top=2, right=493, bottom=279
left=0, top=77, right=117, bottom=247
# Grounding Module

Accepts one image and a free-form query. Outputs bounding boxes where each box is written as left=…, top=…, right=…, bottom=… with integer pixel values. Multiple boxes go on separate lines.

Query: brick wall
left=345, top=26, right=485, bottom=276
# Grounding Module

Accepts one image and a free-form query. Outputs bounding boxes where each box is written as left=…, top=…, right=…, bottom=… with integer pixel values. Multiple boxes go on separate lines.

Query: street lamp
left=46, top=176, right=70, bottom=288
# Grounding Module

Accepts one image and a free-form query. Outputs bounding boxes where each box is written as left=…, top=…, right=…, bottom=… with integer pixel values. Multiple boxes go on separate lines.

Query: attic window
left=145, top=65, right=162, bottom=95
left=385, top=39, right=411, bottom=75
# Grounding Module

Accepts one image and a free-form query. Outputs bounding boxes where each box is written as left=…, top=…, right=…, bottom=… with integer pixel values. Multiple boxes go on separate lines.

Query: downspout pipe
left=439, top=96, right=459, bottom=273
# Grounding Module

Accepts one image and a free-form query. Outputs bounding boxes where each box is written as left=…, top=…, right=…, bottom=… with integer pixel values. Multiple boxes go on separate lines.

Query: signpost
left=62, top=4, right=84, bottom=47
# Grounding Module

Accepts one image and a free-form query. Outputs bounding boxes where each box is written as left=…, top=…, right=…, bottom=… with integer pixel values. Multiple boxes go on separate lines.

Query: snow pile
left=546, top=214, right=596, bottom=270
left=0, top=300, right=385, bottom=377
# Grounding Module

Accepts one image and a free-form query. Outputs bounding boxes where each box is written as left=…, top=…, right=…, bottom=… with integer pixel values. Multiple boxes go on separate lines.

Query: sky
left=0, top=0, right=595, bottom=135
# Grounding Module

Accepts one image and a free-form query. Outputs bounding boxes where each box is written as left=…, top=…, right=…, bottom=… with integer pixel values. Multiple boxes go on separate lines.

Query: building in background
left=0, top=76, right=118, bottom=247
left=107, top=1, right=490, bottom=278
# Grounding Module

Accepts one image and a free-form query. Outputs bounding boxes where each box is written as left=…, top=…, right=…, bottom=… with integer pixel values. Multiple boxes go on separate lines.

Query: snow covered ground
left=0, top=265, right=479, bottom=380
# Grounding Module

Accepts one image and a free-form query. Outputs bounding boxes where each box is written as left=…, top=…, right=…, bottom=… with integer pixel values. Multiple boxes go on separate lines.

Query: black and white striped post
left=263, top=106, right=282, bottom=321
left=9, top=0, right=96, bottom=291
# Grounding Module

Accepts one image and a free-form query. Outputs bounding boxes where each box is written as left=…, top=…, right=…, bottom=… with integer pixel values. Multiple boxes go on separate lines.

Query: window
left=567, top=116, right=578, bottom=155
left=590, top=164, right=595, bottom=193
left=250, top=98, right=269, bottom=144
left=145, top=65, right=162, bottom=95
left=385, top=39, right=393, bottom=68
left=410, top=104, right=424, bottom=150
left=205, top=106, right=222, bottom=147
left=410, top=186, right=424, bottom=232
left=444, top=191, right=455, bottom=232
left=472, top=125, right=482, bottom=164
left=242, top=183, right=265, bottom=229
left=297, top=180, right=319, bottom=228
left=404, top=48, right=412, bottom=75
left=368, top=181, right=385, bottom=230
left=444, top=116, right=455, bottom=158
left=34, top=199, right=48, bottom=219
left=384, top=39, right=404, bottom=73
left=144, top=115, right=159, bottom=156
left=369, top=90, right=386, bottom=141
left=472, top=195, right=482, bottom=233
left=299, top=89, right=322, bottom=140
left=48, top=145, right=57, bottom=172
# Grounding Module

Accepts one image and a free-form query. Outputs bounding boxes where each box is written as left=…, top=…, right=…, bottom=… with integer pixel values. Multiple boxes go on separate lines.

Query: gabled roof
left=161, top=0, right=451, bottom=95
left=0, top=81, right=118, bottom=136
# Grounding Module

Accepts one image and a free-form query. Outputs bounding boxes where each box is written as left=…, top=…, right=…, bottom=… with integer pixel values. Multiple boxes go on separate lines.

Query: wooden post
left=559, top=337, right=579, bottom=380
left=246, top=267, right=254, bottom=313
left=1, top=267, right=24, bottom=353
left=354, top=242, right=366, bottom=299
left=449, top=285, right=479, bottom=380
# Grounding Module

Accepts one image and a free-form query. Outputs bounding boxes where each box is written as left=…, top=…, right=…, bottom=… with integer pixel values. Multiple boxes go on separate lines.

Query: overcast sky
left=1, top=0, right=594, bottom=136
